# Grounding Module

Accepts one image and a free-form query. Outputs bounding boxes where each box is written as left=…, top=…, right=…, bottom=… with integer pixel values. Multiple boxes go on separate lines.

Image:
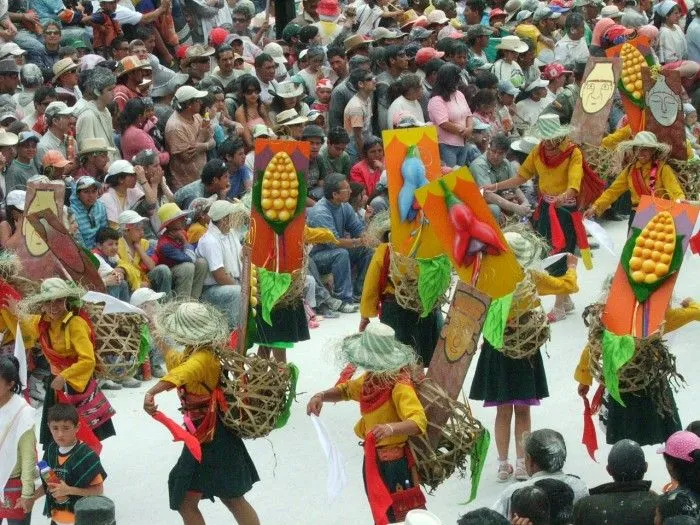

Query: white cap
left=6, top=189, right=25, bottom=210
left=130, top=287, right=165, bottom=307
left=208, top=200, right=238, bottom=222
left=105, top=159, right=136, bottom=182
left=263, top=42, right=287, bottom=64
left=118, top=210, right=146, bottom=226
left=0, top=42, right=26, bottom=58
left=174, top=85, right=208, bottom=103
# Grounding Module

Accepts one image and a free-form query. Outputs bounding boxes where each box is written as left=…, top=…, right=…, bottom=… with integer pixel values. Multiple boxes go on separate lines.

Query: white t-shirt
left=658, top=24, right=688, bottom=63
left=554, top=35, right=590, bottom=65
left=387, top=96, right=425, bottom=129
left=492, top=60, right=525, bottom=89
left=515, top=97, right=550, bottom=129
left=196, top=222, right=242, bottom=286
left=99, top=186, right=145, bottom=225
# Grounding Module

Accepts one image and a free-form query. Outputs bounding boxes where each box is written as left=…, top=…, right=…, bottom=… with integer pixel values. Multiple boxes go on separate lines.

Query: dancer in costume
left=470, top=227, right=579, bottom=482
left=143, top=301, right=260, bottom=525
left=19, top=278, right=116, bottom=448
left=358, top=212, right=441, bottom=366
left=585, top=131, right=685, bottom=229
left=576, top=295, right=700, bottom=446
left=307, top=323, right=428, bottom=524
left=0, top=356, right=36, bottom=525
left=0, top=253, right=35, bottom=358
left=482, top=114, right=585, bottom=322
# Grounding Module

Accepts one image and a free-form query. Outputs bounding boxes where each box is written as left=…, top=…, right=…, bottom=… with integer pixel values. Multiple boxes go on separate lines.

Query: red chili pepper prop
left=439, top=179, right=507, bottom=267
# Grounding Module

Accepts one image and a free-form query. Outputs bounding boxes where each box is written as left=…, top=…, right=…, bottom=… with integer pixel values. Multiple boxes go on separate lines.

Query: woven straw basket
left=501, top=276, right=550, bottom=360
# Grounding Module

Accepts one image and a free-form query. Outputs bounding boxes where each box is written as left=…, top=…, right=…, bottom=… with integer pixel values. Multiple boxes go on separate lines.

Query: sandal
left=563, top=296, right=575, bottom=313
left=497, top=461, right=513, bottom=482
left=547, top=306, right=566, bottom=323
left=515, top=458, right=529, bottom=481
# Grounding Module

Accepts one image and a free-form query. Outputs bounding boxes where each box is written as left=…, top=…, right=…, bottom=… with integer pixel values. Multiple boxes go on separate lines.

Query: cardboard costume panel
left=602, top=196, right=699, bottom=337
left=570, top=57, right=622, bottom=146
left=382, top=126, right=444, bottom=259
left=414, top=167, right=523, bottom=299
left=6, top=181, right=104, bottom=290
left=643, top=69, right=687, bottom=161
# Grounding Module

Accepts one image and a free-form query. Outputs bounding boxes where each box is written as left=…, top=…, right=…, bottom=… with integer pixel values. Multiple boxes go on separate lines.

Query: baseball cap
left=41, top=150, right=70, bottom=168
left=209, top=27, right=230, bottom=47
left=44, top=101, right=73, bottom=118
left=409, top=27, right=433, bottom=40
left=0, top=42, right=26, bottom=59
left=525, top=77, right=549, bottom=91
left=658, top=431, right=700, bottom=462
left=18, top=130, right=40, bottom=144
left=542, top=62, right=572, bottom=79
left=489, top=8, right=508, bottom=18
left=301, top=124, right=325, bottom=139
left=105, top=159, right=136, bottom=182
left=533, top=6, right=560, bottom=21
left=130, top=287, right=165, bottom=307
left=264, top=42, right=287, bottom=64
left=472, top=117, right=491, bottom=131
left=118, top=210, right=147, bottom=226
left=498, top=79, right=521, bottom=96
left=516, top=9, right=533, bottom=21
left=316, top=78, right=333, bottom=91
left=75, top=176, right=101, bottom=191
left=0, top=130, right=18, bottom=146
left=415, top=47, right=445, bottom=67
left=174, top=85, right=208, bottom=103
left=208, top=199, right=238, bottom=222
left=6, top=190, right=25, bottom=210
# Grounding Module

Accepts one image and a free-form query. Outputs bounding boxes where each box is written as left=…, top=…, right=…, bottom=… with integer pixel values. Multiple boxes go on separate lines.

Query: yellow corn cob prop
left=620, top=43, right=647, bottom=100
left=250, top=263, right=259, bottom=316
left=629, top=211, right=675, bottom=284
left=260, top=152, right=299, bottom=223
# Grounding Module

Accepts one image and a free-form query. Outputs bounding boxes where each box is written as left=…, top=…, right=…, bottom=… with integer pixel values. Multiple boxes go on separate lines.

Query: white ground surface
left=27, top=219, right=700, bottom=524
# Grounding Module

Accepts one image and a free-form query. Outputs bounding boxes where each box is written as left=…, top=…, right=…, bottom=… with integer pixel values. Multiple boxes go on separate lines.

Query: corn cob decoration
left=619, top=43, right=648, bottom=102
left=629, top=211, right=676, bottom=284
left=250, top=263, right=259, bottom=316
left=260, top=151, right=300, bottom=223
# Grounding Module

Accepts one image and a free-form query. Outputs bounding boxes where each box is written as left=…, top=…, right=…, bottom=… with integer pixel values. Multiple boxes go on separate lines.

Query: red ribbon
left=363, top=433, right=392, bottom=525
left=581, top=395, right=598, bottom=461
left=152, top=410, right=203, bottom=462
left=571, top=211, right=589, bottom=251
left=56, top=390, right=102, bottom=456
left=335, top=364, right=357, bottom=386
left=630, top=161, right=660, bottom=199
left=548, top=201, right=567, bottom=254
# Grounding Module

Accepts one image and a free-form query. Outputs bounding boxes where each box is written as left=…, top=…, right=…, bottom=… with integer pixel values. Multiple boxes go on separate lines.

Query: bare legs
left=494, top=404, right=532, bottom=462
left=257, top=345, right=286, bottom=363
left=178, top=492, right=205, bottom=525
left=178, top=492, right=260, bottom=525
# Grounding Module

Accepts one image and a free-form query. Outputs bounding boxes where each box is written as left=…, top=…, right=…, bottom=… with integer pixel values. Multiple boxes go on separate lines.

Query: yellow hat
left=158, top=202, right=188, bottom=231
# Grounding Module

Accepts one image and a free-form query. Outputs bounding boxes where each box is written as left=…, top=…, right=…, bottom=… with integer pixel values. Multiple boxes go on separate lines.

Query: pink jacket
left=120, top=125, right=170, bottom=166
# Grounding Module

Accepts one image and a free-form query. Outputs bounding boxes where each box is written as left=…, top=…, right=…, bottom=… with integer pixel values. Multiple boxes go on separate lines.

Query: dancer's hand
left=511, top=515, right=534, bottom=525
left=143, top=392, right=158, bottom=415
left=566, top=254, right=578, bottom=269
left=371, top=423, right=394, bottom=440
left=578, top=383, right=589, bottom=397
left=50, top=375, right=66, bottom=391
left=307, top=394, right=323, bottom=416
left=583, top=207, right=596, bottom=219
left=681, top=297, right=693, bottom=308
left=359, top=317, right=369, bottom=332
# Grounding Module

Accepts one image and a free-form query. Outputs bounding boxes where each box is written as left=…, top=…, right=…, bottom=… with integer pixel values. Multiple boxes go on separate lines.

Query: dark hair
left=34, top=86, right=56, bottom=106
left=686, top=421, right=700, bottom=438
left=119, top=97, right=147, bottom=131
left=215, top=44, right=234, bottom=60
left=423, top=58, right=446, bottom=77
left=0, top=355, right=22, bottom=394
left=490, top=133, right=511, bottom=153
left=327, top=46, right=345, bottom=62
left=664, top=452, right=700, bottom=494
left=111, top=36, right=128, bottom=54
left=436, top=37, right=456, bottom=54
left=511, top=486, right=551, bottom=525
left=47, top=403, right=79, bottom=425
left=201, top=158, right=229, bottom=185
left=349, top=181, right=365, bottom=206
left=466, top=0, right=486, bottom=16
left=524, top=429, right=567, bottom=473
left=471, top=89, right=497, bottom=111
left=474, top=71, right=499, bottom=90
left=327, top=127, right=350, bottom=145
left=384, top=45, right=405, bottom=65
left=663, top=517, right=700, bottom=525
left=134, top=25, right=155, bottom=41
left=533, top=479, right=574, bottom=525
left=58, top=46, right=76, bottom=59
left=657, top=490, right=700, bottom=522
left=432, top=63, right=462, bottom=100
left=457, top=508, right=509, bottom=525
left=238, top=74, right=263, bottom=119
left=565, top=12, right=585, bottom=32
left=449, top=41, right=469, bottom=58
left=254, top=53, right=274, bottom=68
left=217, top=136, right=245, bottom=160
left=299, top=25, right=319, bottom=43
left=362, top=135, right=382, bottom=157
left=323, top=173, right=347, bottom=200
left=654, top=4, right=679, bottom=27
left=607, top=438, right=647, bottom=482
left=349, top=67, right=371, bottom=90
left=398, top=73, right=421, bottom=95
left=95, top=227, right=120, bottom=244
left=7, top=121, right=27, bottom=135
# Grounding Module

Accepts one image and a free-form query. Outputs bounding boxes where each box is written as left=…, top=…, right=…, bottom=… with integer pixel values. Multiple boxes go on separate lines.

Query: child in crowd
left=130, top=287, right=167, bottom=378
left=311, top=79, right=333, bottom=124
left=33, top=403, right=107, bottom=525
left=92, top=227, right=130, bottom=302
left=186, top=197, right=215, bottom=247
left=684, top=104, right=699, bottom=154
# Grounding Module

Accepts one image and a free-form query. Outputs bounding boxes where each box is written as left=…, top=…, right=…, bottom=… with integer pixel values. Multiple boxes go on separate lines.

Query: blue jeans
left=311, top=246, right=373, bottom=302
left=439, top=143, right=468, bottom=168
left=148, top=264, right=172, bottom=295
left=201, top=284, right=241, bottom=330
left=107, top=281, right=130, bottom=302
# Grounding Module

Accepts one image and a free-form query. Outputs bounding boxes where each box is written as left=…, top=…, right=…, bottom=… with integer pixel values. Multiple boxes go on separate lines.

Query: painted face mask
left=646, top=75, right=681, bottom=127
left=580, top=62, right=615, bottom=114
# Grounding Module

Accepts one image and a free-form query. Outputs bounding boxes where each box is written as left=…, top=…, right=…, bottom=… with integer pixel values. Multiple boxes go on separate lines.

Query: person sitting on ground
left=349, top=135, right=384, bottom=199
left=187, top=196, right=215, bottom=247
left=319, top=126, right=350, bottom=178
left=219, top=138, right=251, bottom=201
left=510, top=485, right=551, bottom=524
left=573, top=439, right=658, bottom=525
left=173, top=157, right=230, bottom=210
left=655, top=490, right=700, bottom=525
left=458, top=508, right=509, bottom=524
left=99, top=160, right=157, bottom=228
left=73, top=137, right=113, bottom=183
left=534, top=478, right=575, bottom=525
left=303, top=124, right=328, bottom=203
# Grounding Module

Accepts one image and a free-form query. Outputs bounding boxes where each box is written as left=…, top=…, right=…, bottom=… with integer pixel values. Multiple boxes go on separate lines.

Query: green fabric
left=83, top=248, right=100, bottom=269
left=251, top=161, right=308, bottom=235
left=602, top=329, right=636, bottom=407
left=416, top=255, right=451, bottom=318
left=466, top=428, right=490, bottom=503
left=621, top=228, right=684, bottom=303
left=274, top=362, right=299, bottom=429
left=137, top=324, right=150, bottom=364
left=257, top=268, right=292, bottom=326
left=483, top=293, right=513, bottom=349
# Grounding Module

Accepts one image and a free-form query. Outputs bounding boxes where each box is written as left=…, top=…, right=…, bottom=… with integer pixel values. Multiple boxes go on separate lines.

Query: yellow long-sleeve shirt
left=519, top=141, right=584, bottom=196
left=1, top=307, right=38, bottom=348
left=163, top=347, right=220, bottom=396
left=592, top=161, right=685, bottom=215
left=574, top=301, right=700, bottom=386
left=25, top=313, right=96, bottom=392
left=9, top=428, right=37, bottom=498
left=337, top=373, right=428, bottom=448
left=117, top=237, right=151, bottom=291
left=360, top=243, right=395, bottom=319
left=304, top=226, right=338, bottom=245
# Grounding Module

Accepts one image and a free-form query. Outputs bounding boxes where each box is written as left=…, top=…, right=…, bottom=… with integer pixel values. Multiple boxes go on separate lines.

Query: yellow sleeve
left=593, top=167, right=632, bottom=215
left=531, top=268, right=579, bottom=296
left=664, top=302, right=700, bottom=333
left=20, top=315, right=39, bottom=348
left=601, top=125, right=632, bottom=149
left=567, top=146, right=584, bottom=192
left=360, top=244, right=387, bottom=319
left=304, top=226, right=339, bottom=245
left=392, top=383, right=427, bottom=435
left=61, top=316, right=96, bottom=392
left=336, top=375, right=364, bottom=402
left=187, top=223, right=207, bottom=245
left=659, top=164, right=685, bottom=201
left=518, top=145, right=538, bottom=182
left=161, top=349, right=218, bottom=389
left=574, top=344, right=593, bottom=386
left=18, top=428, right=37, bottom=498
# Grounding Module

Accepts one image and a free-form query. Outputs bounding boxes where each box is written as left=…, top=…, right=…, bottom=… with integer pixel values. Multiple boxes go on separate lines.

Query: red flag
left=56, top=391, right=102, bottom=456
left=581, top=396, right=598, bottom=461
left=363, top=433, right=392, bottom=525
left=152, top=410, right=203, bottom=462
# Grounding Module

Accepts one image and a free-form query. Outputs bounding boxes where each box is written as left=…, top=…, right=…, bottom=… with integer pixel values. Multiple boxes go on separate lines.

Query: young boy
left=311, top=79, right=333, bottom=125
left=33, top=404, right=107, bottom=525
left=92, top=227, right=129, bottom=301
left=186, top=196, right=214, bottom=247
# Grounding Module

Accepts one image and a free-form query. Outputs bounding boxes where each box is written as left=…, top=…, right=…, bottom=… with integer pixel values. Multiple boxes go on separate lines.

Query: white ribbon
left=310, top=414, right=347, bottom=502
left=583, top=219, right=616, bottom=256
left=13, top=322, right=27, bottom=387
left=81, top=291, right=146, bottom=317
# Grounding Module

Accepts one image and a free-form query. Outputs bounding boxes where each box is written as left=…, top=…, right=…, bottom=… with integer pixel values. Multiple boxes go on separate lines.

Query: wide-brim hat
left=116, top=55, right=150, bottom=78
left=52, top=57, right=78, bottom=82
left=532, top=114, right=570, bottom=140
left=618, top=130, right=671, bottom=157
left=504, top=230, right=538, bottom=268
left=151, top=72, right=189, bottom=98
left=270, top=80, right=304, bottom=98
left=19, top=278, right=86, bottom=314
left=496, top=35, right=529, bottom=53
left=79, top=137, right=116, bottom=155
left=276, top=108, right=308, bottom=126
left=344, top=35, right=374, bottom=53
left=158, top=202, right=189, bottom=231
left=339, top=323, right=418, bottom=372
left=154, top=301, right=229, bottom=346
left=511, top=135, right=540, bottom=154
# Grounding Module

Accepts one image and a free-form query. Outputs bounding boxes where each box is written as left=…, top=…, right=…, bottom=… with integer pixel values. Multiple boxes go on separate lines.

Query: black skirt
left=469, top=341, right=549, bottom=404
left=253, top=302, right=310, bottom=347
left=604, top=388, right=681, bottom=446
left=534, top=200, right=578, bottom=277
left=168, top=418, right=260, bottom=510
left=379, top=298, right=442, bottom=366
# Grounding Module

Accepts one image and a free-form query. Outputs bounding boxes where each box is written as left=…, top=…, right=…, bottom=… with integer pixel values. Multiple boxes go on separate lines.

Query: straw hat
left=19, top=278, right=86, bottom=314
left=271, top=80, right=304, bottom=99
left=496, top=35, right=529, bottom=53
left=618, top=130, right=671, bottom=157
left=79, top=137, right=116, bottom=155
left=130, top=287, right=165, bottom=308
left=155, top=301, right=229, bottom=346
left=510, top=135, right=540, bottom=154
left=6, top=190, right=25, bottom=210
left=276, top=108, right=308, bottom=127
left=158, top=202, right=189, bottom=231
left=52, top=57, right=78, bottom=82
left=365, top=210, right=391, bottom=245
left=344, top=34, right=374, bottom=53
left=504, top=231, right=538, bottom=267
left=0, top=251, right=20, bottom=281
left=339, top=323, right=418, bottom=372
left=531, top=114, right=570, bottom=140
left=116, top=55, right=151, bottom=78
left=395, top=509, right=443, bottom=525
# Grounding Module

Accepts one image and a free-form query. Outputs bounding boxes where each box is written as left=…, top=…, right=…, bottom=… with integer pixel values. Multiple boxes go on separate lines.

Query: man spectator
left=466, top=25, right=492, bottom=68
left=196, top=199, right=244, bottom=331
left=165, top=85, right=214, bottom=191
left=419, top=57, right=445, bottom=119
left=113, top=55, right=149, bottom=113
left=183, top=44, right=214, bottom=85
left=326, top=47, right=347, bottom=87
left=0, top=58, right=19, bottom=96
left=515, top=7, right=558, bottom=56
left=218, top=138, right=251, bottom=200
left=343, top=35, right=372, bottom=60
left=465, top=0, right=487, bottom=24
left=328, top=54, right=370, bottom=131
left=27, top=86, right=56, bottom=134
left=555, top=13, right=590, bottom=65
left=493, top=429, right=589, bottom=518
left=89, top=0, right=122, bottom=54
left=374, top=46, right=409, bottom=132
left=543, top=57, right=586, bottom=125
left=573, top=439, right=658, bottom=525
left=303, top=125, right=328, bottom=202
left=151, top=72, right=189, bottom=136
left=253, top=53, right=277, bottom=105
left=307, top=173, right=372, bottom=312
left=344, top=67, right=376, bottom=166
left=470, top=134, right=531, bottom=222
left=173, top=157, right=230, bottom=210
left=74, top=138, right=114, bottom=182
left=208, top=45, right=239, bottom=91
left=26, top=21, right=62, bottom=73
left=35, top=101, right=74, bottom=171
left=572, top=0, right=602, bottom=44
left=291, top=0, right=320, bottom=26
left=5, top=131, right=39, bottom=192
left=70, top=176, right=108, bottom=249
left=14, top=64, right=42, bottom=126
left=319, top=127, right=350, bottom=178
left=298, top=46, right=326, bottom=98
left=75, top=68, right=120, bottom=162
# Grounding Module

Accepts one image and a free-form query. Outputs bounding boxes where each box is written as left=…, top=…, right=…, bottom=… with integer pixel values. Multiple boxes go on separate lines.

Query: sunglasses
left=45, top=30, right=61, bottom=35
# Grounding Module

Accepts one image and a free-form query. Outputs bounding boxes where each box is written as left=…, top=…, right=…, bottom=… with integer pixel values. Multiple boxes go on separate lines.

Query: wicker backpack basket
left=501, top=276, right=550, bottom=360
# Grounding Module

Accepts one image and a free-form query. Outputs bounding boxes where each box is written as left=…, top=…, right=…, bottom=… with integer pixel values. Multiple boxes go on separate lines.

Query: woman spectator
left=131, top=149, right=174, bottom=239
left=654, top=0, right=688, bottom=63
left=659, top=431, right=700, bottom=504
left=269, top=81, right=310, bottom=127
left=349, top=135, right=384, bottom=197
left=0, top=190, right=24, bottom=247
left=492, top=35, right=529, bottom=89
left=234, top=75, right=273, bottom=149
left=348, top=181, right=370, bottom=222
left=273, top=109, right=308, bottom=140
left=428, top=63, right=474, bottom=167
left=590, top=18, right=618, bottom=56
left=120, top=98, right=170, bottom=167
left=386, top=74, right=425, bottom=130
left=100, top=160, right=157, bottom=228
left=472, top=89, right=502, bottom=136
left=354, top=0, right=404, bottom=38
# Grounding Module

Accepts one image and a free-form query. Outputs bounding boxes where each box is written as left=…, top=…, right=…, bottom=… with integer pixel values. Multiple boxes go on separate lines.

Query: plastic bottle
left=38, top=461, right=69, bottom=504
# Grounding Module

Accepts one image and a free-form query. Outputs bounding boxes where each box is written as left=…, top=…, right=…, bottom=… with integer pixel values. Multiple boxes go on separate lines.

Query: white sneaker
left=497, top=461, right=513, bottom=482
left=326, top=297, right=343, bottom=311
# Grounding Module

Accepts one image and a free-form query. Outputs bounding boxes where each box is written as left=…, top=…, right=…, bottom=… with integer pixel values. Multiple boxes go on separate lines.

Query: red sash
left=630, top=161, right=660, bottom=199
left=359, top=371, right=412, bottom=414
left=0, top=279, right=21, bottom=307
left=38, top=310, right=97, bottom=372
left=0, top=478, right=25, bottom=519
left=177, top=386, right=228, bottom=445
left=538, top=143, right=605, bottom=209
